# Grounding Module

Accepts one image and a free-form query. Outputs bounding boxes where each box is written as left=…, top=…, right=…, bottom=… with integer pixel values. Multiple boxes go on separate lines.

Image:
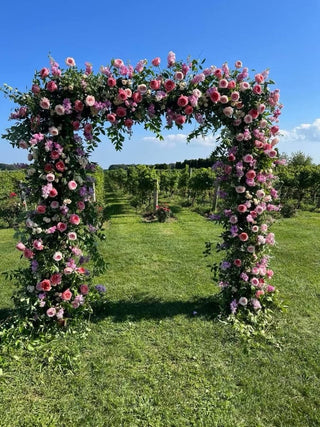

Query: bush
left=281, top=200, right=297, bottom=218
left=155, top=205, right=171, bottom=222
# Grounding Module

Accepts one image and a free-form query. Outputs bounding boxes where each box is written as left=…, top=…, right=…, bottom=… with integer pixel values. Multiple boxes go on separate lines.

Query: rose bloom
left=247, top=245, right=255, bottom=253
left=65, top=57, right=76, bottom=66
left=50, top=150, right=60, bottom=160
left=231, top=91, right=240, bottom=102
left=80, top=284, right=89, bottom=295
left=107, top=77, right=116, bottom=87
left=77, top=201, right=85, bottom=211
left=64, top=267, right=73, bottom=275
left=220, top=95, right=229, bottom=104
left=46, top=307, right=56, bottom=317
left=124, top=118, right=133, bottom=128
left=238, top=297, right=248, bottom=306
left=50, top=273, right=62, bottom=285
left=152, top=57, right=161, bottom=66
left=222, top=106, right=233, bottom=117
left=51, top=201, right=59, bottom=209
left=49, top=187, right=58, bottom=198
left=36, top=205, right=46, bottom=214
left=233, top=259, right=242, bottom=267
left=235, top=60, right=242, bottom=68
left=239, top=232, right=249, bottom=242
left=40, top=67, right=50, bottom=79
left=49, top=127, right=59, bottom=136
left=107, top=113, right=116, bottom=123
left=113, top=58, right=124, bottom=68
left=24, top=248, right=34, bottom=259
left=68, top=232, right=77, bottom=240
left=116, top=107, right=127, bottom=117
left=229, top=215, right=238, bottom=224
left=255, top=73, right=264, bottom=84
left=74, top=100, right=84, bottom=112
left=85, top=95, right=95, bottom=106
left=40, top=97, right=50, bottom=109
left=40, top=279, right=51, bottom=291
left=267, top=285, right=275, bottom=293
left=177, top=95, right=188, bottom=107
left=55, top=161, right=65, bottom=172
left=55, top=104, right=65, bottom=116
left=237, top=204, right=247, bottom=213
left=252, top=225, right=259, bottom=233
left=175, top=115, right=186, bottom=126
left=46, top=81, right=58, bottom=92
left=46, top=173, right=55, bottom=182
left=132, top=91, right=142, bottom=103
left=61, top=289, right=72, bottom=301
left=235, top=186, right=246, bottom=193
left=164, top=80, right=175, bottom=92
left=69, top=214, right=80, bottom=225
left=53, top=251, right=63, bottom=261
left=184, top=105, right=193, bottom=115
left=57, top=222, right=67, bottom=232
left=137, top=84, right=147, bottom=94
left=150, top=79, right=161, bottom=90
left=246, top=170, right=256, bottom=180
left=16, top=242, right=26, bottom=251
left=44, top=163, right=53, bottom=173
left=68, top=180, right=77, bottom=190
left=243, top=154, right=253, bottom=163
left=209, top=91, right=220, bottom=103
left=33, top=239, right=44, bottom=250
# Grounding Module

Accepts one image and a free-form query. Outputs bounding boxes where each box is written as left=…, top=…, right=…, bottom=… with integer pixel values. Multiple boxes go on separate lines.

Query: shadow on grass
left=91, top=294, right=222, bottom=323
left=0, top=307, right=16, bottom=322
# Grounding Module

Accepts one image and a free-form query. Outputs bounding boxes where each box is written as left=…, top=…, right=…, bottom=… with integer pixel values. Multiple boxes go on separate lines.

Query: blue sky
left=1, top=0, right=320, bottom=168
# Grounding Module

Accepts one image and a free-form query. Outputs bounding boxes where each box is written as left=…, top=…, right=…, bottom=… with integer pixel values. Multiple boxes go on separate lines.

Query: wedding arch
left=2, top=51, right=282, bottom=327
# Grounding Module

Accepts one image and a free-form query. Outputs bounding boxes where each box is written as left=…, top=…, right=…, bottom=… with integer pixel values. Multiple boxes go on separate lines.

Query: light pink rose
left=223, top=107, right=233, bottom=117
left=55, top=105, right=65, bottom=115
left=85, top=95, right=95, bottom=107
left=53, top=251, right=63, bottom=261
left=239, top=232, right=249, bottom=242
left=69, top=214, right=80, bottom=225
left=68, top=180, right=77, bottom=190
left=61, top=289, right=72, bottom=301
left=16, top=242, right=26, bottom=251
left=46, top=173, right=55, bottom=182
left=68, top=232, right=77, bottom=240
left=65, top=57, right=76, bottom=67
left=113, top=59, right=124, bottom=68
left=80, top=284, right=89, bottom=295
left=47, top=308, right=56, bottom=317
left=40, top=98, right=50, bottom=109
left=57, top=222, right=67, bottom=232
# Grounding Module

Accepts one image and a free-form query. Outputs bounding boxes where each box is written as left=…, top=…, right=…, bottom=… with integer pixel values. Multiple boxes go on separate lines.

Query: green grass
left=0, top=195, right=320, bottom=426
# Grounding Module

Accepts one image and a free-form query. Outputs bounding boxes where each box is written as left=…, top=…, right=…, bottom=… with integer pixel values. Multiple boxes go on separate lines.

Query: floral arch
left=2, top=51, right=282, bottom=328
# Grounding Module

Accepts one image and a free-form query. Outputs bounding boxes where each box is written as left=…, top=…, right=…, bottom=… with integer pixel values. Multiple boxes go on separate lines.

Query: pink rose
left=40, top=279, right=51, bottom=291
left=209, top=91, right=220, bottom=103
left=68, top=180, right=77, bottom=190
left=255, top=73, right=264, bottom=84
left=235, top=60, right=242, bottom=68
left=50, top=273, right=62, bottom=285
left=74, top=100, right=84, bottom=112
left=46, top=81, right=58, bottom=92
left=175, top=115, right=186, bottom=126
left=49, top=187, right=58, bottom=198
left=116, top=107, right=126, bottom=117
left=69, top=214, right=80, bottom=225
left=164, top=80, right=175, bottom=92
left=132, top=92, right=142, bottom=103
left=150, top=80, right=161, bottom=90
left=40, top=67, right=50, bottom=79
left=107, top=77, right=116, bottom=87
left=231, top=91, right=240, bottom=102
left=237, top=204, right=247, bottom=213
left=124, top=118, right=133, bottom=128
left=246, top=170, right=256, bottom=180
left=40, top=98, right=50, bottom=109
left=85, top=95, right=95, bottom=107
left=33, top=239, right=44, bottom=250
left=55, top=161, right=65, bottom=172
left=16, top=242, right=26, bottom=251
left=167, top=51, right=176, bottom=67
left=174, top=71, right=184, bottom=81
left=239, top=232, right=249, bottom=242
left=55, top=105, right=65, bottom=116
left=253, top=85, right=262, bottom=95
left=113, top=59, right=124, bottom=68
left=218, top=79, right=228, bottom=88
left=68, top=232, right=77, bottom=240
left=77, top=201, right=85, bottom=211
left=184, top=105, right=193, bottom=115
left=152, top=57, right=161, bottom=67
left=32, top=84, right=41, bottom=94
left=65, top=57, right=76, bottom=67
left=23, top=248, right=34, bottom=259
left=57, top=222, right=67, bottom=232
left=53, top=251, right=63, bottom=261
left=46, top=307, right=56, bottom=317
left=61, top=289, right=72, bottom=301
left=220, top=95, right=229, bottom=104
left=177, top=95, right=188, bottom=107
left=223, top=107, right=234, bottom=117
left=80, top=284, right=89, bottom=295
left=107, top=113, right=116, bottom=123
left=49, top=127, right=59, bottom=136
left=46, top=173, right=55, bottom=182
left=233, top=259, right=242, bottom=267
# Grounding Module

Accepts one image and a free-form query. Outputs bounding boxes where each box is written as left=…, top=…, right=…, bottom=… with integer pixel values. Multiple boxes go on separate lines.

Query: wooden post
left=212, top=180, right=220, bottom=211
left=153, top=179, right=159, bottom=211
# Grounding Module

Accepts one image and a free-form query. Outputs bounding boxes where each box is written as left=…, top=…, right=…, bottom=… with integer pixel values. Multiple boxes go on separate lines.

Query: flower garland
left=1, top=51, right=282, bottom=327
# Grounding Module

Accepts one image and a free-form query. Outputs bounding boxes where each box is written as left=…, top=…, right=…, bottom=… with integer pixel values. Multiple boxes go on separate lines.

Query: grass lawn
left=0, top=194, right=319, bottom=426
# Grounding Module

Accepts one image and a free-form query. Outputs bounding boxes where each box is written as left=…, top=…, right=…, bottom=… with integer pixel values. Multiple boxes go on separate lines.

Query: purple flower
left=31, top=259, right=39, bottom=272
left=95, top=284, right=106, bottom=293
left=230, top=299, right=238, bottom=314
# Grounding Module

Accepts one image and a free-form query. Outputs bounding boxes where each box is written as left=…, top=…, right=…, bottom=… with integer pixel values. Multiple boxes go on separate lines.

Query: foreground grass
left=0, top=195, right=319, bottom=426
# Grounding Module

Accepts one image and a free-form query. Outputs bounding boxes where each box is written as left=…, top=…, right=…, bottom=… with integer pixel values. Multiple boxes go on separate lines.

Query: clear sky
left=1, top=0, right=319, bottom=168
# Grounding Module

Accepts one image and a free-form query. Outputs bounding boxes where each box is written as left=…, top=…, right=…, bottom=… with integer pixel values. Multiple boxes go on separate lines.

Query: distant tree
left=288, top=151, right=313, bottom=167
